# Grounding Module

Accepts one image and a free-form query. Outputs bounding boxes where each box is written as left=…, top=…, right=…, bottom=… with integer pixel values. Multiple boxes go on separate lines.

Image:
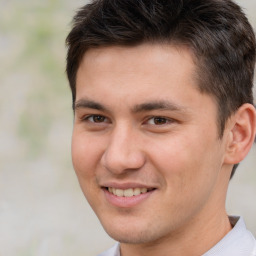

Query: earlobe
left=224, top=103, right=256, bottom=165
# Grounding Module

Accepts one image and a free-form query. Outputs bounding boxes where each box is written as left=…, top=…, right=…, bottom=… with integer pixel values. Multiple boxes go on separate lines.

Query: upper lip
left=100, top=182, right=157, bottom=190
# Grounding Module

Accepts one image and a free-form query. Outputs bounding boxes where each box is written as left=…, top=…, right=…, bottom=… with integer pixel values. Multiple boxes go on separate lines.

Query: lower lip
left=103, top=189, right=155, bottom=208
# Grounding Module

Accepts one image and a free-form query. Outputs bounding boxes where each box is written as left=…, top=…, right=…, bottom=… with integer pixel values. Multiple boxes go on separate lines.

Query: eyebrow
left=132, top=101, right=186, bottom=113
left=73, top=98, right=107, bottom=111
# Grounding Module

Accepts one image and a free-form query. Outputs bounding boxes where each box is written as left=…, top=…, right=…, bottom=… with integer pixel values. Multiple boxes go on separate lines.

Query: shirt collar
left=203, top=216, right=256, bottom=256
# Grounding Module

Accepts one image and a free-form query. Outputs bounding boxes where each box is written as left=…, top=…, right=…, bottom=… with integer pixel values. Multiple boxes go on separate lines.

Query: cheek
left=71, top=133, right=101, bottom=179
left=71, top=134, right=103, bottom=205
left=148, top=135, right=195, bottom=172
left=149, top=132, right=221, bottom=188
left=150, top=137, right=222, bottom=221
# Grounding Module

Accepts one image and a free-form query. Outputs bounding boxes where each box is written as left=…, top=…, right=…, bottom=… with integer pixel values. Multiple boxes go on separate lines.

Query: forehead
left=78, top=43, right=197, bottom=78
left=77, top=44, right=196, bottom=89
left=75, top=43, right=216, bottom=114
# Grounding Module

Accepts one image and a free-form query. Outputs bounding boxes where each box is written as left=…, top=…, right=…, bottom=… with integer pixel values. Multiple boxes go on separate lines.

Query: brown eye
left=153, top=117, right=168, bottom=125
left=147, top=117, right=170, bottom=125
left=92, top=115, right=106, bottom=123
left=85, top=115, right=107, bottom=123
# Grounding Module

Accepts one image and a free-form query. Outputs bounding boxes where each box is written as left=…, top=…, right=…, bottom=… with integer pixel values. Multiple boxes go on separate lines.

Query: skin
left=72, top=44, right=256, bottom=256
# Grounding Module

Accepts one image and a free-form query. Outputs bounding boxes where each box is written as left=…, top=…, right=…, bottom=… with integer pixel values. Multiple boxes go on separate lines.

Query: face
left=72, top=44, right=230, bottom=245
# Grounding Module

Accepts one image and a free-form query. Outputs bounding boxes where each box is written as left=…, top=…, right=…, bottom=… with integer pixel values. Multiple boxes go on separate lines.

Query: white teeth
left=116, top=189, right=124, bottom=197
left=107, top=187, right=151, bottom=197
left=133, top=188, right=141, bottom=196
left=124, top=188, right=133, bottom=197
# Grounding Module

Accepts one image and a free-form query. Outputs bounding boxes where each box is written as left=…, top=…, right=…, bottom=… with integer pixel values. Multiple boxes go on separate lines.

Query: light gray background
left=0, top=0, right=255, bottom=255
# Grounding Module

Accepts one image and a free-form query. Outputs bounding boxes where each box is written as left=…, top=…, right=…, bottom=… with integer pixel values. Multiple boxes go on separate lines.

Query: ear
left=224, top=103, right=256, bottom=165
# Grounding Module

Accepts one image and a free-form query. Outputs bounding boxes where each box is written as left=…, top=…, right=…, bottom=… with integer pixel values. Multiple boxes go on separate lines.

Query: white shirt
left=97, top=216, right=256, bottom=256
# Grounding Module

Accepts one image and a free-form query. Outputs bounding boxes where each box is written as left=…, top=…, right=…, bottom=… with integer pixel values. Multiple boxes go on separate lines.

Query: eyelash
left=145, top=116, right=174, bottom=126
left=82, top=115, right=109, bottom=123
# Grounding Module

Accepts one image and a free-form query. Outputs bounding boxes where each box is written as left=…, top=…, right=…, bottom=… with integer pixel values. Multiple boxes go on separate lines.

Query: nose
left=101, top=124, right=146, bottom=175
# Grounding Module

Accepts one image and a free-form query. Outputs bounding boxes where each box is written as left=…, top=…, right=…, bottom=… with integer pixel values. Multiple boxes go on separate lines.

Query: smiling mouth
left=106, top=187, right=155, bottom=197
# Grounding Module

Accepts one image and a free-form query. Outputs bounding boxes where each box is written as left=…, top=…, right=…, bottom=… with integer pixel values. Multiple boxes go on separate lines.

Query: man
left=66, top=0, right=256, bottom=255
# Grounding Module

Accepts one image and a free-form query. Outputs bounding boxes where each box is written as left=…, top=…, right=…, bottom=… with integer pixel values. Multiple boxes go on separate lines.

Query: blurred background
left=0, top=0, right=255, bottom=255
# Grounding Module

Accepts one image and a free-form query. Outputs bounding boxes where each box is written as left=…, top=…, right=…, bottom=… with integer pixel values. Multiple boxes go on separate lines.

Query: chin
left=107, top=229, right=155, bottom=244
left=101, top=219, right=166, bottom=244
